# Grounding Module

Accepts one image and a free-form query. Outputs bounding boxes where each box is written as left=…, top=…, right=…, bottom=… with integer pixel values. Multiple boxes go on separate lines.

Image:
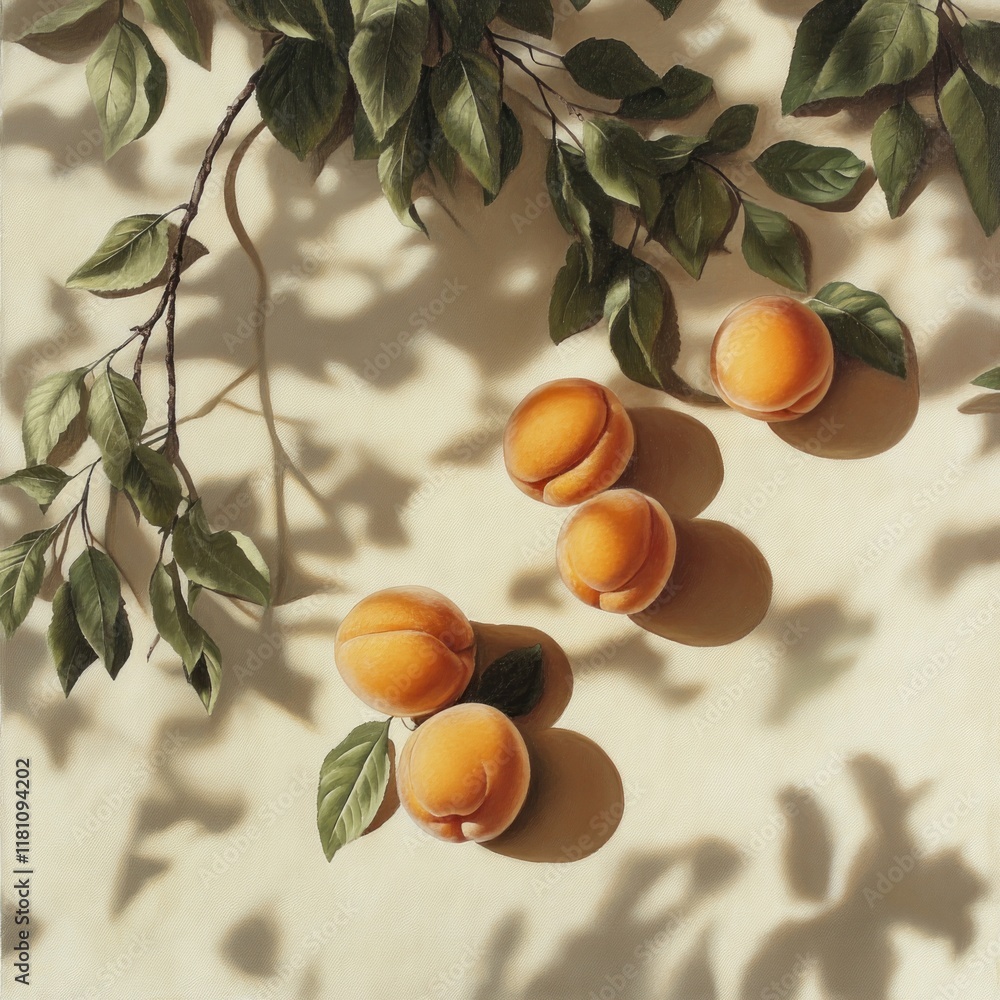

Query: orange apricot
left=396, top=703, right=531, bottom=843
left=710, top=296, right=834, bottom=422
left=556, top=488, right=676, bottom=614
left=334, top=586, right=475, bottom=717
left=503, top=378, right=635, bottom=505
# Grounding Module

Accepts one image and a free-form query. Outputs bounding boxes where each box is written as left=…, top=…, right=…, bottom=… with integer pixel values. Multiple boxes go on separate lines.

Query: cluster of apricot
left=503, top=296, right=835, bottom=614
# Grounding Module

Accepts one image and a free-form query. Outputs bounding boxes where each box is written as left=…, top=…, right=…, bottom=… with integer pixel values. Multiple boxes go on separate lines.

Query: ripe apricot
left=334, top=586, right=475, bottom=717
left=397, top=703, right=531, bottom=843
left=710, top=296, right=834, bottom=422
left=556, top=489, right=676, bottom=614
left=503, top=378, right=634, bottom=505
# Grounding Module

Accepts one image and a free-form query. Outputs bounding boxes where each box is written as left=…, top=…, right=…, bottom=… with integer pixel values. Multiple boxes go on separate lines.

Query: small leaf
left=348, top=0, right=429, bottom=139
left=972, top=367, right=1000, bottom=390
left=188, top=629, right=222, bottom=712
left=22, top=368, right=87, bottom=467
left=67, top=213, right=172, bottom=292
left=871, top=100, right=926, bottom=218
left=698, top=104, right=758, bottom=156
left=0, top=528, right=58, bottom=638
left=317, top=719, right=392, bottom=861
left=549, top=242, right=611, bottom=344
left=108, top=599, right=132, bottom=679
left=172, top=500, right=270, bottom=605
left=0, top=466, right=71, bottom=513
left=645, top=0, right=681, bottom=15
left=583, top=118, right=662, bottom=223
left=962, top=20, right=1000, bottom=88
left=136, top=0, right=208, bottom=67
left=808, top=280, right=906, bottom=377
left=124, top=445, right=181, bottom=527
left=563, top=38, right=660, bottom=99
left=484, top=104, right=522, bottom=205
left=741, top=201, right=807, bottom=292
left=150, top=561, right=203, bottom=671
left=605, top=253, right=665, bottom=388
left=645, top=133, right=703, bottom=175
left=433, top=0, right=499, bottom=44
left=618, top=64, right=712, bottom=120
left=496, top=0, right=552, bottom=38
left=225, top=0, right=329, bottom=39
left=14, top=0, right=111, bottom=39
left=378, top=79, right=432, bottom=231
left=68, top=546, right=122, bottom=668
left=469, top=643, right=544, bottom=718
left=257, top=38, right=349, bottom=160
left=753, top=140, right=865, bottom=205
left=87, top=369, right=148, bottom=489
left=48, top=584, right=98, bottom=696
left=86, top=19, right=167, bottom=159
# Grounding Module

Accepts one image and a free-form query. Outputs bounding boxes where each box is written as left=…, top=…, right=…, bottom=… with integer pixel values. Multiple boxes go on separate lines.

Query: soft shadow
left=631, top=517, right=772, bottom=646
left=616, top=406, right=724, bottom=518
left=485, top=729, right=623, bottom=863
left=923, top=525, right=1000, bottom=592
left=221, top=913, right=281, bottom=978
left=779, top=786, right=833, bottom=902
left=507, top=565, right=564, bottom=609
left=920, top=309, right=1000, bottom=398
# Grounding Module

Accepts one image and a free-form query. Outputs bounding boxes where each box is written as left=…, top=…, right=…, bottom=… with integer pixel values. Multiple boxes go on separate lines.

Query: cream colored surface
left=2, top=1, right=998, bottom=997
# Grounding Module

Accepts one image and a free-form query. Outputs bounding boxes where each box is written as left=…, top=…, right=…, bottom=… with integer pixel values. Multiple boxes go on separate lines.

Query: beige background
left=2, top=0, right=999, bottom=997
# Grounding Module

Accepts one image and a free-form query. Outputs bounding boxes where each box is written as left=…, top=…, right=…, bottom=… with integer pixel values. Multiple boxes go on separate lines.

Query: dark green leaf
left=173, top=500, right=270, bottom=605
left=962, top=20, right=1000, bottom=88
left=808, top=280, right=906, bottom=377
left=645, top=133, right=703, bottom=174
left=378, top=79, right=432, bottom=231
left=87, top=369, right=147, bottom=489
left=108, top=599, right=132, bottom=679
left=699, top=103, right=758, bottom=155
left=353, top=104, right=380, bottom=159
left=14, top=0, right=110, bottom=39
left=257, top=39, right=349, bottom=160
left=68, top=546, right=121, bottom=668
left=137, top=0, right=207, bottom=66
left=484, top=104, right=522, bottom=204
left=972, top=367, right=1000, bottom=390
left=583, top=118, right=662, bottom=223
left=348, top=0, right=429, bottom=139
left=225, top=0, right=329, bottom=39
left=124, top=445, right=181, bottom=527
left=430, top=50, right=502, bottom=193
left=22, top=369, right=87, bottom=467
left=48, top=583, right=98, bottom=696
left=741, top=201, right=807, bottom=292
left=0, top=466, right=71, bottom=513
left=317, top=719, right=391, bottom=860
left=0, top=528, right=58, bottom=638
left=604, top=254, right=664, bottom=387
left=468, top=643, right=544, bottom=718
left=496, top=0, right=552, bottom=38
left=645, top=0, right=681, bottom=15
left=67, top=214, right=171, bottom=292
left=86, top=20, right=167, bottom=158
left=188, top=629, right=222, bottom=712
left=939, top=67, right=1000, bottom=237
left=617, top=65, right=712, bottom=119
left=752, top=140, right=865, bottom=205
left=871, top=100, right=926, bottom=217
left=549, top=242, right=611, bottom=343
left=563, top=38, right=660, bottom=99
left=434, top=0, right=498, bottom=45
left=149, top=561, right=203, bottom=671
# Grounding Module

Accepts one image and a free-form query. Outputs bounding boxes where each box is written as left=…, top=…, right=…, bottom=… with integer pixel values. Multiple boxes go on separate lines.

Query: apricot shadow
left=485, top=729, right=623, bottom=864
left=631, top=517, right=772, bottom=646
left=470, top=622, right=573, bottom=733
left=772, top=329, right=920, bottom=460
left=616, top=407, right=724, bottom=519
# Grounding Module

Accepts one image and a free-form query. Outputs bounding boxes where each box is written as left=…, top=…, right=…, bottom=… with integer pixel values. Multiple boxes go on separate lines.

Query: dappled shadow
left=923, top=524, right=1000, bottom=592
left=221, top=912, right=281, bottom=978
left=920, top=309, right=1000, bottom=399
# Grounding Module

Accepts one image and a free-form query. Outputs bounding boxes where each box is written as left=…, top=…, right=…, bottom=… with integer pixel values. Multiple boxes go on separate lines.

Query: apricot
left=710, top=296, right=835, bottom=421
left=334, top=586, right=475, bottom=717
left=397, top=703, right=531, bottom=843
left=556, top=488, right=676, bottom=614
left=503, top=378, right=635, bottom=505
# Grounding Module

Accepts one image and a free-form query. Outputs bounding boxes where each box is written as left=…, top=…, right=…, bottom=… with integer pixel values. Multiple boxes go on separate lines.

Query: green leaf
left=467, top=643, right=544, bottom=718
left=962, top=20, right=1000, bottom=88
left=617, top=65, right=712, bottom=120
left=86, top=20, right=167, bottom=159
left=0, top=529, right=57, bottom=638
left=645, top=0, right=681, bottom=15
left=136, top=0, right=207, bottom=67
left=0, top=466, right=71, bottom=513
left=549, top=242, right=611, bottom=344
left=149, top=561, right=204, bottom=671
left=22, top=369, right=88, bottom=467
left=108, top=599, right=132, bottom=679
left=604, top=254, right=664, bottom=388
left=48, top=584, right=99, bottom=696
left=87, top=369, right=147, bottom=489
left=172, top=500, right=270, bottom=605
left=430, top=50, right=502, bottom=193
left=871, top=100, right=926, bottom=217
left=231, top=532, right=271, bottom=591
left=353, top=104, right=380, bottom=159
left=563, top=38, right=660, bottom=99
left=433, top=0, right=498, bottom=45
left=972, top=367, right=1000, bottom=390
left=752, top=140, right=865, bottom=205
left=583, top=118, right=662, bottom=223
left=939, top=67, right=1000, bottom=237
left=699, top=103, right=758, bottom=155
left=782, top=0, right=865, bottom=113
left=348, top=0, right=429, bottom=139
left=67, top=213, right=171, bottom=292
left=14, top=0, right=111, bottom=39
left=68, top=546, right=122, bottom=669
left=810, top=0, right=938, bottom=103
left=225, top=0, right=329, bottom=39
left=378, top=79, right=432, bottom=231
left=741, top=201, right=807, bottom=292
left=257, top=39, right=349, bottom=160
left=188, top=629, right=222, bottom=712
left=645, top=133, right=703, bottom=175
left=317, top=719, right=391, bottom=861
left=484, top=104, right=523, bottom=205
left=496, top=0, right=552, bottom=38
left=808, top=280, right=906, bottom=377
left=124, top=445, right=181, bottom=527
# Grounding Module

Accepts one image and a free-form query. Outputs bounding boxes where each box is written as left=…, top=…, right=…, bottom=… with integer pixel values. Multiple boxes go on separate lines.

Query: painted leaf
left=563, top=38, right=660, bottom=99
left=645, top=133, right=703, bottom=175
left=14, top=0, right=111, bottom=39
left=699, top=103, right=758, bottom=155
left=0, top=465, right=72, bottom=513
left=68, top=546, right=122, bottom=668
left=752, top=140, right=866, bottom=205
left=225, top=0, right=329, bottom=39
left=48, top=583, right=98, bottom=696
left=549, top=242, right=611, bottom=344
left=188, top=629, right=222, bottom=712
left=604, top=254, right=664, bottom=387
left=484, top=104, right=523, bottom=205
left=378, top=78, right=432, bottom=231
left=137, top=0, right=208, bottom=66
left=469, top=643, right=544, bottom=718
left=871, top=100, right=926, bottom=217
left=962, top=20, right=1000, bottom=88
left=22, top=368, right=87, bottom=466
left=124, top=445, right=181, bottom=527
left=972, top=367, right=1000, bottom=390
left=67, top=214, right=172, bottom=291
left=618, top=65, right=712, bottom=119
left=149, top=561, right=203, bottom=671
left=583, top=118, right=662, bottom=224
left=87, top=368, right=148, bottom=489
left=645, top=0, right=681, bottom=15
left=741, top=201, right=807, bottom=292
left=434, top=0, right=499, bottom=46
left=496, top=0, right=552, bottom=38
left=0, top=528, right=58, bottom=638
